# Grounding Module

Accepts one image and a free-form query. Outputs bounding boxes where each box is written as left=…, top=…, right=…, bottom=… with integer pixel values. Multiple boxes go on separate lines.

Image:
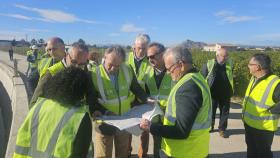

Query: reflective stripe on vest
left=94, top=64, right=132, bottom=115
left=243, top=112, right=279, bottom=120
left=244, top=77, right=279, bottom=110
left=243, top=75, right=280, bottom=131
left=96, top=64, right=131, bottom=105
left=165, top=74, right=212, bottom=130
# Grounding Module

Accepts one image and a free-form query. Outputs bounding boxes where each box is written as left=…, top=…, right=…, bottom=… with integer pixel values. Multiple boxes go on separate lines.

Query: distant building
left=0, top=40, right=12, bottom=47
left=203, top=44, right=216, bottom=52
left=255, top=48, right=265, bottom=51
left=203, top=43, right=237, bottom=52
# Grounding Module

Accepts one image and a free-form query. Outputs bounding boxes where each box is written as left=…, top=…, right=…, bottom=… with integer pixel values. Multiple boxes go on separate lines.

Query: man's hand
left=140, top=119, right=151, bottom=131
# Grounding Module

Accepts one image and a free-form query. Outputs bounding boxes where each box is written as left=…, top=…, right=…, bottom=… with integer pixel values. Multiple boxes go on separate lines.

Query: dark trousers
left=153, top=135, right=161, bottom=158
left=127, top=132, right=149, bottom=158
left=9, top=53, right=13, bottom=61
left=27, top=68, right=39, bottom=93
left=244, top=123, right=274, bottom=158
left=212, top=97, right=230, bottom=131
left=138, top=131, right=149, bottom=158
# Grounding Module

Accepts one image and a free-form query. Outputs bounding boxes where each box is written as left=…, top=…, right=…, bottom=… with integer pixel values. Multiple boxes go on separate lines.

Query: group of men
left=13, top=34, right=280, bottom=158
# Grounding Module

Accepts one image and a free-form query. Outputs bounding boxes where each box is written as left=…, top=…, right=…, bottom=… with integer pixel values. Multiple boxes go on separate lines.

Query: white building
left=203, top=43, right=237, bottom=52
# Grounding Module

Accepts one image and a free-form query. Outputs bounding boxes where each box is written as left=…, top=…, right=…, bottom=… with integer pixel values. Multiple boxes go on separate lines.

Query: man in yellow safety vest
left=243, top=53, right=280, bottom=158
left=140, top=45, right=212, bottom=158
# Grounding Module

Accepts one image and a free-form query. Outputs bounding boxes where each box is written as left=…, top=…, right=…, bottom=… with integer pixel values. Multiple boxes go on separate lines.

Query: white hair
left=164, top=45, right=193, bottom=64
left=134, top=34, right=150, bottom=45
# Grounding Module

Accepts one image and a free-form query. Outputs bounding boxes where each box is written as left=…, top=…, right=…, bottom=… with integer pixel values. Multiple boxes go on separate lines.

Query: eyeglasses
left=147, top=52, right=161, bottom=60
left=166, top=62, right=180, bottom=73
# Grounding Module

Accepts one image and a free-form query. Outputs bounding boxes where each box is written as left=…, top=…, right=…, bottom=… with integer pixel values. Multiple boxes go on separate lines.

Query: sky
left=0, top=0, right=280, bottom=46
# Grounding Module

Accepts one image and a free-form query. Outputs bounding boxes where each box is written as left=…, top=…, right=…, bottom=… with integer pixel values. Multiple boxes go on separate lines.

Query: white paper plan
left=98, top=104, right=163, bottom=135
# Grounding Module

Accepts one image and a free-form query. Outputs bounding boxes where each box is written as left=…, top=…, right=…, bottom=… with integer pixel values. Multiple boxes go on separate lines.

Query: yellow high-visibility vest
left=143, top=66, right=173, bottom=109
left=91, top=64, right=133, bottom=115
left=13, top=98, right=93, bottom=158
left=162, top=72, right=212, bottom=158
left=243, top=75, right=280, bottom=131
left=38, top=57, right=52, bottom=78
left=126, top=51, right=149, bottom=102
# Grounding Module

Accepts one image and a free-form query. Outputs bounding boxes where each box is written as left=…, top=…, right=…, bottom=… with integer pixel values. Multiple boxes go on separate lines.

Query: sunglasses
left=147, top=52, right=161, bottom=60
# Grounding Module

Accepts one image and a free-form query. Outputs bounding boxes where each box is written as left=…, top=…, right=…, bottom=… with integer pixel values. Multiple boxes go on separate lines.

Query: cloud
left=77, top=19, right=97, bottom=24
left=14, top=4, right=97, bottom=24
left=0, top=13, right=32, bottom=20
left=121, top=23, right=145, bottom=33
left=223, top=15, right=261, bottom=23
left=215, top=10, right=262, bottom=23
left=108, top=33, right=120, bottom=37
left=214, top=10, right=234, bottom=17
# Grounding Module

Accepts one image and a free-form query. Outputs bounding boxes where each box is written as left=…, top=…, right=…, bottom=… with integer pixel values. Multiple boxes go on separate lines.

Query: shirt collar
left=62, top=58, right=67, bottom=67
left=134, top=52, right=146, bottom=61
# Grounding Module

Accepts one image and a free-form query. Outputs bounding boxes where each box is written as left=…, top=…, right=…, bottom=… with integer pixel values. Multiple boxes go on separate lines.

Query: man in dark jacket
left=201, top=48, right=234, bottom=138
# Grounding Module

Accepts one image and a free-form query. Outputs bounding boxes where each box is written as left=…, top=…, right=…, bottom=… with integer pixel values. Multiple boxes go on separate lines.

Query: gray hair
left=135, top=34, right=151, bottom=45
left=105, top=45, right=126, bottom=60
left=164, top=45, right=193, bottom=64
left=148, top=42, right=165, bottom=54
left=251, top=53, right=271, bottom=73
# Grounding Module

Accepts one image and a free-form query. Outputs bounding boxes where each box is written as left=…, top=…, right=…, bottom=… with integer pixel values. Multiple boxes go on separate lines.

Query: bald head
left=46, top=37, right=66, bottom=61
left=49, top=37, right=64, bottom=45
left=216, top=48, right=228, bottom=64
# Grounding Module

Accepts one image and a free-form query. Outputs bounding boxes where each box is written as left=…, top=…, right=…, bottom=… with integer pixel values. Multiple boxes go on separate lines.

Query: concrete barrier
left=0, top=61, right=29, bottom=158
